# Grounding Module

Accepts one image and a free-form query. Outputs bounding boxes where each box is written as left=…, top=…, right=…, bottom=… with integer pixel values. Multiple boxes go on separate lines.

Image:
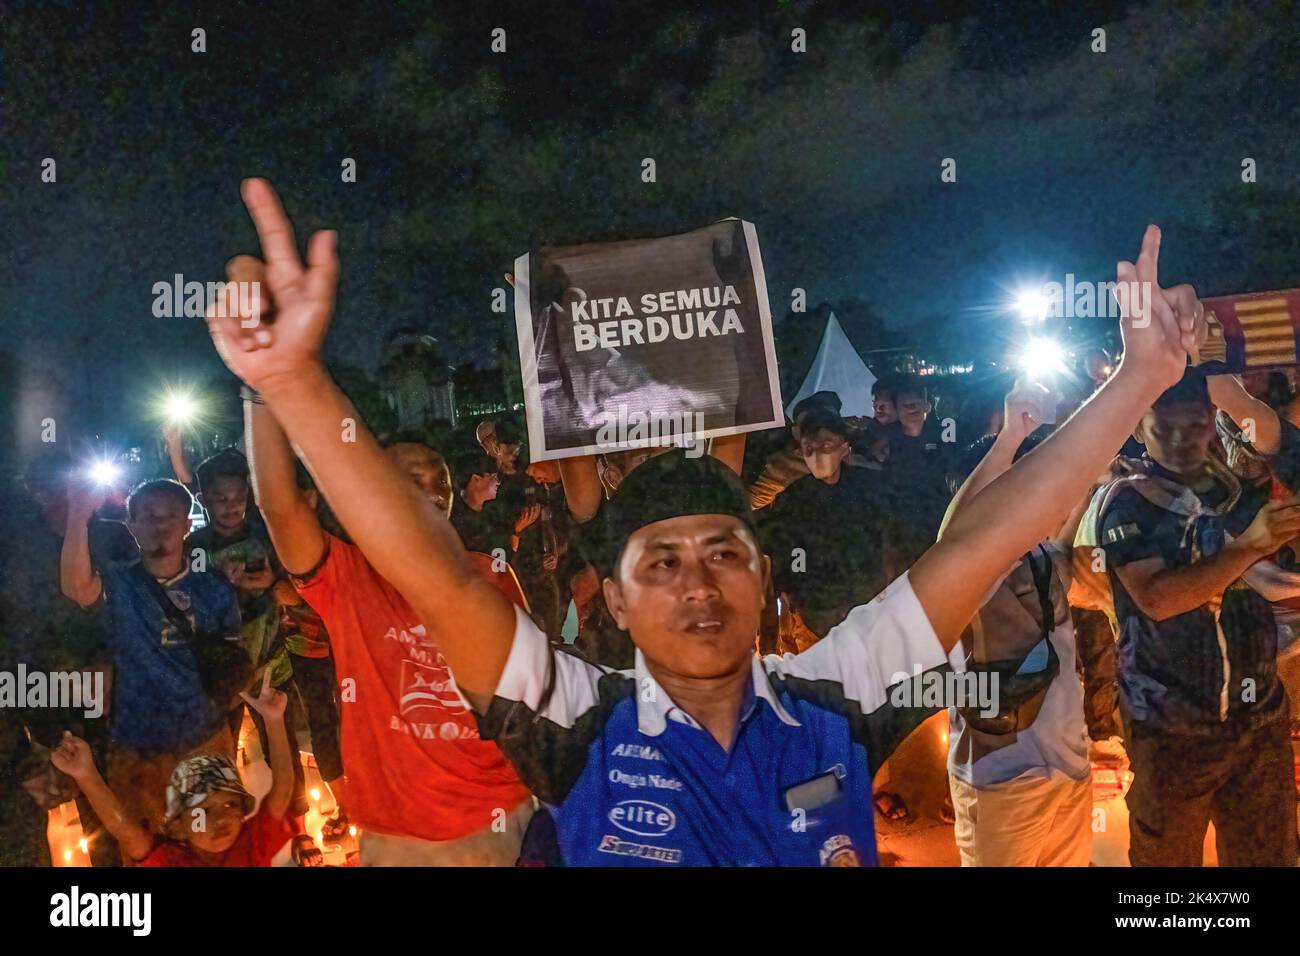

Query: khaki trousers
left=950, top=770, right=1092, bottom=867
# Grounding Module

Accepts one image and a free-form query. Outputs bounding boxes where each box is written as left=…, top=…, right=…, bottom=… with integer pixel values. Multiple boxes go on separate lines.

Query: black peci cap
left=589, top=450, right=757, bottom=577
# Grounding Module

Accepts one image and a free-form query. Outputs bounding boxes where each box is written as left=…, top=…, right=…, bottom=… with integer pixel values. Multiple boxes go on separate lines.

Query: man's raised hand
left=206, top=179, right=338, bottom=392
left=1114, top=225, right=1200, bottom=394
left=1002, top=379, right=1051, bottom=445
left=239, top=667, right=288, bottom=721
left=49, top=732, right=96, bottom=782
left=67, top=479, right=106, bottom=521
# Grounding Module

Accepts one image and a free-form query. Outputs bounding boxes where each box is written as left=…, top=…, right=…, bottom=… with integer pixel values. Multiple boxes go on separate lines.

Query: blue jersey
left=477, top=573, right=957, bottom=866
left=100, top=562, right=241, bottom=752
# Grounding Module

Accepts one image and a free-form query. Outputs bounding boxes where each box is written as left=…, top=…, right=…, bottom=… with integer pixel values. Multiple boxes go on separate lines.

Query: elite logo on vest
left=608, top=799, right=676, bottom=837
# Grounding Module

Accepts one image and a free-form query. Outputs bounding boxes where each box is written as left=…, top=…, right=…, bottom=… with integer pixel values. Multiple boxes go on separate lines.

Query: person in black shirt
left=476, top=417, right=522, bottom=478
left=513, top=458, right=574, bottom=641
left=760, top=406, right=891, bottom=649
left=883, top=377, right=954, bottom=574
left=1099, top=369, right=1300, bottom=866
left=448, top=450, right=512, bottom=560
left=872, top=380, right=898, bottom=427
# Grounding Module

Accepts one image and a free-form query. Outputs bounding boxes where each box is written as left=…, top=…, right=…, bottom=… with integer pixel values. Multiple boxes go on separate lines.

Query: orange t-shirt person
left=293, top=535, right=532, bottom=844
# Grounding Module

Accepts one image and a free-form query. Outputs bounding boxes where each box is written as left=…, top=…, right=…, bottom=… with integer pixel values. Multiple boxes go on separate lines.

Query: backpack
left=956, top=546, right=1063, bottom=735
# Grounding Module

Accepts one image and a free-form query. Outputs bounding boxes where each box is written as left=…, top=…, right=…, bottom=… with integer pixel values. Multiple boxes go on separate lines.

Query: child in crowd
left=50, top=671, right=319, bottom=866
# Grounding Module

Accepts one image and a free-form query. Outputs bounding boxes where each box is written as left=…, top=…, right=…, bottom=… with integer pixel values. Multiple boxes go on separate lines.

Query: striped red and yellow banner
left=1198, top=289, right=1300, bottom=374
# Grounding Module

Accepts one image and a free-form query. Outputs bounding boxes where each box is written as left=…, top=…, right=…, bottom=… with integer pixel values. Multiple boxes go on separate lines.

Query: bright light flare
left=88, top=459, right=121, bottom=487
left=1013, top=288, right=1050, bottom=323
left=162, top=391, right=198, bottom=424
left=1017, top=337, right=1068, bottom=380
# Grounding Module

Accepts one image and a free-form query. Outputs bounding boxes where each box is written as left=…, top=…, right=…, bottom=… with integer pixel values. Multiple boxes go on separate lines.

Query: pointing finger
left=1135, top=224, right=1162, bottom=290
left=241, top=179, right=303, bottom=278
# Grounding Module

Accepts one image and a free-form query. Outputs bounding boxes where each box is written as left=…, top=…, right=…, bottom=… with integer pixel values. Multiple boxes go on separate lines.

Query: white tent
left=785, top=312, right=878, bottom=419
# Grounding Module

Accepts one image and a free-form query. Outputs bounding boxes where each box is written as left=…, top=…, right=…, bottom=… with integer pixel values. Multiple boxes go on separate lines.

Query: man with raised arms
left=206, top=179, right=1198, bottom=865
left=224, top=255, right=533, bottom=866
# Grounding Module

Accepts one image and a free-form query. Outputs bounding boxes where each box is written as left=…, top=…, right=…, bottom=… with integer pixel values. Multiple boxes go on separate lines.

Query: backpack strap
left=132, top=563, right=196, bottom=642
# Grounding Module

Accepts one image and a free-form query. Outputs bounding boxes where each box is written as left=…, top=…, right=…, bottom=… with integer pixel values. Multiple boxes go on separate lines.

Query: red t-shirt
left=293, top=534, right=532, bottom=842
left=138, top=808, right=294, bottom=867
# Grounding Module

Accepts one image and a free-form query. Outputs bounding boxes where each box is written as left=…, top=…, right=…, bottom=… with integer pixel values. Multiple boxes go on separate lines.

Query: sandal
left=873, top=790, right=909, bottom=822
left=321, top=810, right=351, bottom=842
left=292, top=834, right=324, bottom=867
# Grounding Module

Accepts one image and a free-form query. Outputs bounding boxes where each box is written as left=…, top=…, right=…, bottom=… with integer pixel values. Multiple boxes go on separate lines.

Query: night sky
left=4, top=0, right=1300, bottom=441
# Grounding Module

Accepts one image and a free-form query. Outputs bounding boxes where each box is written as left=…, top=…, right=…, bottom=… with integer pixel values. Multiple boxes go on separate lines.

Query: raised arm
left=205, top=180, right=516, bottom=708
left=558, top=455, right=603, bottom=523
left=1208, top=374, right=1282, bottom=455
left=911, top=226, right=1200, bottom=650
left=241, top=367, right=326, bottom=575
left=50, top=733, right=153, bottom=862
left=60, top=484, right=105, bottom=607
left=240, top=670, right=294, bottom=819
left=162, top=424, right=195, bottom=486
left=939, top=382, right=1049, bottom=535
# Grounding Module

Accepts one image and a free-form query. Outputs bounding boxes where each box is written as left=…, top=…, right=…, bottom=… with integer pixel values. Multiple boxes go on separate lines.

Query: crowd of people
left=1, top=179, right=1297, bottom=868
